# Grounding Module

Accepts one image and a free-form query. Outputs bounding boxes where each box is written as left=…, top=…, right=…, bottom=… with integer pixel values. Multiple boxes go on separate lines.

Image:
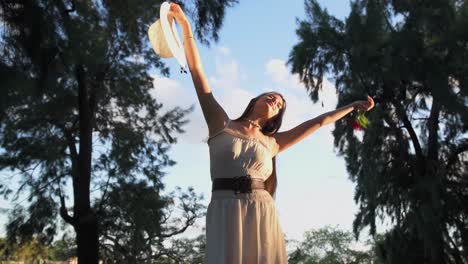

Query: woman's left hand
left=353, top=96, right=375, bottom=111
left=167, top=2, right=189, bottom=24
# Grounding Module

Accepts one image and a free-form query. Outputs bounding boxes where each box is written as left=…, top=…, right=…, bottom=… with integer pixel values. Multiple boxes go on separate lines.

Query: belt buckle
left=233, top=175, right=253, bottom=194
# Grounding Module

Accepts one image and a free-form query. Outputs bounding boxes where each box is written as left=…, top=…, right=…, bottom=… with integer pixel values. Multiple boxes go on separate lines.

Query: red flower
left=351, top=119, right=363, bottom=130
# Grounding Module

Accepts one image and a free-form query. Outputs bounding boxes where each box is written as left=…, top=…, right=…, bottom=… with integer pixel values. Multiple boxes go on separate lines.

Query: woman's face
left=255, top=92, right=285, bottom=119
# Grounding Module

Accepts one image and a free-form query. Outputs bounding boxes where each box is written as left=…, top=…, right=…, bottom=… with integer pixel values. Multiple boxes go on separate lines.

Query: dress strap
left=206, top=119, right=231, bottom=143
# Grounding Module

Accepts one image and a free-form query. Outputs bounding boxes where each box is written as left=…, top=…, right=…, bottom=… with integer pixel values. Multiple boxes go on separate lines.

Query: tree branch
left=427, top=100, right=441, bottom=162
left=158, top=214, right=197, bottom=239
left=383, top=12, right=397, bottom=34
left=59, top=124, right=79, bottom=163
left=96, top=173, right=113, bottom=215
left=446, top=140, right=468, bottom=171
left=391, top=98, right=425, bottom=172
left=59, top=187, right=76, bottom=226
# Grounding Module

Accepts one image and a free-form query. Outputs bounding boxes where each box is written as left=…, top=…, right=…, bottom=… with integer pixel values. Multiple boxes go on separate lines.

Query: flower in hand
left=352, top=111, right=369, bottom=130
left=351, top=96, right=374, bottom=130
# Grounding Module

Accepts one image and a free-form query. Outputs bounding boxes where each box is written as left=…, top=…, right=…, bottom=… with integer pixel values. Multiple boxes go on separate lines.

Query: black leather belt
left=212, top=175, right=265, bottom=194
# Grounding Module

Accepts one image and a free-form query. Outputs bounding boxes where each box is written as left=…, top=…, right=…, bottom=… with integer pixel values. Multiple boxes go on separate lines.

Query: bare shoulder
left=208, top=117, right=231, bottom=138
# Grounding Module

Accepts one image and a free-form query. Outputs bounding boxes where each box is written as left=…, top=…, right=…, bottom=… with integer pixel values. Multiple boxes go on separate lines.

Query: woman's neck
left=242, top=115, right=266, bottom=130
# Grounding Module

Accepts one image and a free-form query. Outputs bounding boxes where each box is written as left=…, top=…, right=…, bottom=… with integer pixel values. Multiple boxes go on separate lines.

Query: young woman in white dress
left=167, top=3, right=375, bottom=263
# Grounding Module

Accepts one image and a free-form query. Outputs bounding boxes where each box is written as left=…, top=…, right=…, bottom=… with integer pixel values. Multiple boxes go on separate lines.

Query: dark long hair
left=233, top=92, right=287, bottom=197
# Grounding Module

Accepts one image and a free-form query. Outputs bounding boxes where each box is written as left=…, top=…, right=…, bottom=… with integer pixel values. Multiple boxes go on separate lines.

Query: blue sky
left=1, top=0, right=389, bottom=247
left=151, top=0, right=389, bottom=245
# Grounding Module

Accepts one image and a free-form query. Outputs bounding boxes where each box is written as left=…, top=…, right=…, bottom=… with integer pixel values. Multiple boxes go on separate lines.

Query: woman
left=167, top=3, right=375, bottom=263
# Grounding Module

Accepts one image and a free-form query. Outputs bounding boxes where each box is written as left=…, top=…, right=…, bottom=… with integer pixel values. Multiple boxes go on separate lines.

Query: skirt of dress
left=204, top=189, right=288, bottom=264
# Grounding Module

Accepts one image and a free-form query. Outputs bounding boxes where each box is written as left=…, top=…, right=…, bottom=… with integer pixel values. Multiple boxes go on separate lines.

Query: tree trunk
left=76, top=64, right=99, bottom=263
left=75, top=211, right=99, bottom=263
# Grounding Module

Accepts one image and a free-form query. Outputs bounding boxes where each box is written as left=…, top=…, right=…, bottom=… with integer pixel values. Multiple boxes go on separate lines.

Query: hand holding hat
left=167, top=2, right=188, bottom=24
left=148, top=2, right=188, bottom=72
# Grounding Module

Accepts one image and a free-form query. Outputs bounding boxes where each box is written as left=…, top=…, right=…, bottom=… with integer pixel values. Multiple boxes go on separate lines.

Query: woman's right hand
left=352, top=96, right=375, bottom=112
left=167, top=2, right=188, bottom=24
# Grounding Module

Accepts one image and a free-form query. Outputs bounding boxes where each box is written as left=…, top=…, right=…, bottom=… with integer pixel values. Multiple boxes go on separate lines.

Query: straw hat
left=148, top=2, right=187, bottom=70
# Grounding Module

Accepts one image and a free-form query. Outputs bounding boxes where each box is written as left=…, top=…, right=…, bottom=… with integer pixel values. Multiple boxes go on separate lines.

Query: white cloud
left=209, top=59, right=241, bottom=92
left=209, top=49, right=256, bottom=118
left=151, top=75, right=194, bottom=109
left=265, top=59, right=290, bottom=87
left=149, top=48, right=257, bottom=145
left=264, top=58, right=339, bottom=132
left=218, top=46, right=231, bottom=56
left=150, top=75, right=210, bottom=144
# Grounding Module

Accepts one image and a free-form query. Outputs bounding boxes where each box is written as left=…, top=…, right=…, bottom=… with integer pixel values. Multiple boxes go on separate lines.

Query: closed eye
left=273, top=96, right=283, bottom=109
left=267, top=94, right=283, bottom=109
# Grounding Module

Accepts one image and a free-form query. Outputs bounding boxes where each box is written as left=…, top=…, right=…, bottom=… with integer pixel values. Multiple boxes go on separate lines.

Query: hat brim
left=148, top=2, right=186, bottom=68
left=148, top=19, right=173, bottom=58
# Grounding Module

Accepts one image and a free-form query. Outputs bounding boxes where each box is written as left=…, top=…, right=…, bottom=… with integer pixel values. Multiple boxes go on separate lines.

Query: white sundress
left=204, top=119, right=288, bottom=264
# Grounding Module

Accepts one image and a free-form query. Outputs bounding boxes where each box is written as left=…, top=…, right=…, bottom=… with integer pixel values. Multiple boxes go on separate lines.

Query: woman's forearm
left=319, top=103, right=356, bottom=126
left=175, top=18, right=212, bottom=95
left=277, top=100, right=369, bottom=152
left=178, top=20, right=204, bottom=72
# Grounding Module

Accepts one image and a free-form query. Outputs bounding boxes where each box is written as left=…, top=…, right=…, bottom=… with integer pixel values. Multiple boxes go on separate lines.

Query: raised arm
left=168, top=3, right=228, bottom=135
left=273, top=96, right=375, bottom=155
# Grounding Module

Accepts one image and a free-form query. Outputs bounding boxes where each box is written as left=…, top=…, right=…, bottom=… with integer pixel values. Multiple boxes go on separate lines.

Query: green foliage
left=48, top=235, right=76, bottom=261
left=0, top=237, right=49, bottom=263
left=356, top=111, right=370, bottom=129
left=6, top=194, right=58, bottom=246
left=0, top=237, right=8, bottom=260
left=156, top=233, right=207, bottom=264
left=0, top=235, right=75, bottom=262
left=288, top=226, right=378, bottom=264
left=0, top=0, right=238, bottom=263
left=97, top=181, right=206, bottom=263
left=289, top=0, right=468, bottom=263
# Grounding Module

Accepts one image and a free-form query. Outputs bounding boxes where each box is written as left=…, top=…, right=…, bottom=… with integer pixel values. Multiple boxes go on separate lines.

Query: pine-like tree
left=0, top=0, right=238, bottom=263
left=288, top=0, right=468, bottom=263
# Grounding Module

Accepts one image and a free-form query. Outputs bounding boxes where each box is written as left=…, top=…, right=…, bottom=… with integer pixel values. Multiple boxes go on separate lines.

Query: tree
left=0, top=237, right=49, bottom=263
left=0, top=237, right=8, bottom=261
left=98, top=181, right=205, bottom=263
left=288, top=226, right=378, bottom=264
left=288, top=0, right=468, bottom=263
left=154, top=233, right=207, bottom=264
left=0, top=234, right=75, bottom=262
left=0, top=0, right=238, bottom=263
left=48, top=236, right=76, bottom=261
